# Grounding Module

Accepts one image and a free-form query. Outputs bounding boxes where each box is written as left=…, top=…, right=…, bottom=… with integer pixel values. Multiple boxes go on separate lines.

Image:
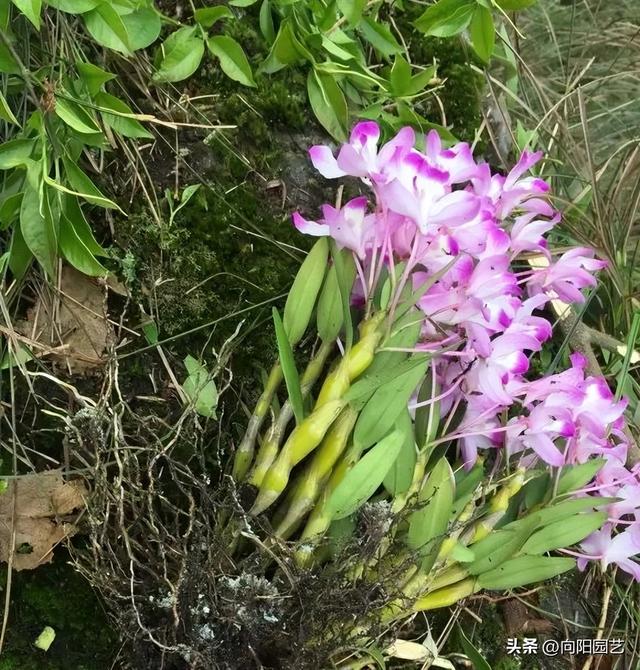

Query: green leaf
left=20, top=180, right=57, bottom=278
left=469, top=6, right=495, bottom=62
left=96, top=92, right=153, bottom=139
left=194, top=6, right=233, bottom=28
left=358, top=17, right=401, bottom=56
left=317, top=250, right=356, bottom=342
left=76, top=62, right=116, bottom=96
left=496, top=0, right=537, bottom=9
left=60, top=157, right=121, bottom=210
left=84, top=3, right=131, bottom=54
left=354, top=356, right=429, bottom=450
left=142, top=319, right=158, bottom=345
left=207, top=35, right=256, bottom=87
left=326, top=429, right=405, bottom=520
left=414, top=0, right=476, bottom=38
left=414, top=365, right=440, bottom=450
left=259, top=0, right=275, bottom=43
left=62, top=195, right=106, bottom=256
left=307, top=69, right=348, bottom=142
left=468, top=518, right=540, bottom=575
left=0, top=139, right=36, bottom=169
left=182, top=355, right=218, bottom=418
left=407, top=457, right=455, bottom=569
left=454, top=461, right=484, bottom=501
left=123, top=7, right=162, bottom=51
left=383, top=410, right=417, bottom=496
left=283, top=237, right=329, bottom=345
left=229, top=0, right=258, bottom=5
left=390, top=54, right=412, bottom=96
left=456, top=625, right=491, bottom=670
left=451, top=543, right=476, bottom=563
left=273, top=308, right=305, bottom=425
left=11, top=0, right=42, bottom=28
left=330, top=240, right=354, bottom=349
left=556, top=458, right=606, bottom=495
left=153, top=27, right=204, bottom=83
left=260, top=19, right=308, bottom=74
left=59, top=211, right=107, bottom=276
left=0, top=90, right=19, bottom=126
left=47, top=0, right=100, bottom=12
left=477, top=556, right=575, bottom=590
left=522, top=512, right=607, bottom=555
left=337, top=0, right=365, bottom=25
left=0, top=192, right=23, bottom=228
left=54, top=97, right=100, bottom=134
left=534, top=497, right=618, bottom=526
left=8, top=225, right=32, bottom=279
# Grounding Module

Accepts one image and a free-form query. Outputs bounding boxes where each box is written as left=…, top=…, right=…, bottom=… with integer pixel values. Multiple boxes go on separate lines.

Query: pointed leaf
left=477, top=556, right=575, bottom=590
left=273, top=308, right=305, bottom=425
left=522, top=512, right=607, bottom=555
left=469, top=6, right=495, bottom=62
left=20, top=180, right=57, bottom=278
left=414, top=0, right=476, bottom=38
left=556, top=458, right=606, bottom=495
left=207, top=35, right=256, bottom=87
left=76, top=61, right=116, bottom=96
left=194, top=6, right=233, bottom=28
left=84, top=4, right=131, bottom=54
left=283, top=237, right=329, bottom=345
left=96, top=92, right=153, bottom=139
left=326, top=429, right=405, bottom=520
left=153, top=27, right=204, bottom=83
left=54, top=97, right=100, bottom=134
left=307, top=69, right=348, bottom=142
left=383, top=410, right=417, bottom=496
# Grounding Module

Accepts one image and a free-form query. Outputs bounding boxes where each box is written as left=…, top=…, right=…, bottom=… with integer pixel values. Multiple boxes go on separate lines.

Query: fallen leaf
left=0, top=470, right=87, bottom=570
left=17, top=266, right=112, bottom=373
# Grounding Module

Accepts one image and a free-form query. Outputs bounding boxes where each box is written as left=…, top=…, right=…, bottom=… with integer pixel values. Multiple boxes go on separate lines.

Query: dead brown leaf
left=17, top=266, right=112, bottom=374
left=0, top=470, right=87, bottom=571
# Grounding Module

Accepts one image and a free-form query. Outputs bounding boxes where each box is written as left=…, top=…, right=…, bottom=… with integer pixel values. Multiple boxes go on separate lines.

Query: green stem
left=232, top=362, right=283, bottom=481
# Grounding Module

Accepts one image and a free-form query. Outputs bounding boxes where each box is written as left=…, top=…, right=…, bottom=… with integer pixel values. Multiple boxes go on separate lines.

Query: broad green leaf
left=414, top=0, right=476, bottom=38
left=321, top=36, right=356, bottom=62
left=207, top=36, right=256, bottom=87
left=11, top=0, right=42, bottom=28
left=456, top=625, right=491, bottom=670
left=54, top=97, right=100, bottom=134
left=534, top=497, right=618, bottom=526
left=0, top=139, right=36, bottom=169
left=84, top=3, right=131, bottom=54
left=522, top=512, right=607, bottom=555
left=454, top=461, right=484, bottom=501
left=142, top=319, right=158, bottom=345
left=9, top=225, right=32, bottom=279
left=556, top=458, right=606, bottom=495
left=96, top=92, right=153, bottom=139
left=317, top=250, right=356, bottom=343
left=0, top=38, right=20, bottom=74
left=0, top=192, right=23, bottom=228
left=20, top=181, right=57, bottom=278
left=194, top=6, right=233, bottom=28
left=260, top=19, right=308, bottom=74
left=59, top=211, right=107, bottom=276
left=390, top=55, right=412, bottom=96
left=283, top=237, right=329, bottom=345
left=346, top=354, right=429, bottom=407
left=182, top=355, right=218, bottom=418
left=469, top=6, right=495, bottom=62
left=326, top=429, right=405, bottom=520
left=273, top=308, right=305, bottom=425
left=354, top=357, right=429, bottom=450
left=408, top=65, right=437, bottom=96
left=47, top=0, right=100, bottom=12
left=477, top=556, right=575, bottom=590
left=0, top=90, right=19, bottom=125
left=76, top=61, right=116, bottom=96
left=383, top=410, right=417, bottom=496
left=358, top=17, right=402, bottom=56
left=307, top=69, right=348, bottom=142
left=62, top=195, right=105, bottom=256
left=123, top=7, right=161, bottom=51
left=60, top=157, right=121, bottom=210
left=522, top=472, right=551, bottom=508
left=468, top=517, right=540, bottom=575
left=153, top=27, right=204, bottom=83
left=229, top=0, right=258, bottom=5
left=451, top=543, right=475, bottom=563
left=496, top=0, right=537, bottom=9
left=407, top=457, right=455, bottom=571
left=337, top=0, right=365, bottom=25
left=259, top=0, right=275, bottom=44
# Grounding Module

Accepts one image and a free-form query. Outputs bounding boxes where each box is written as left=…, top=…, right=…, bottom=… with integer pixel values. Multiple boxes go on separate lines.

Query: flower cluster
left=294, top=122, right=640, bottom=579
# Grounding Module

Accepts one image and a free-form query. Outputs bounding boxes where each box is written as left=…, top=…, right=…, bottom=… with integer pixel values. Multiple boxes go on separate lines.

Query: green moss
left=0, top=559, right=115, bottom=670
